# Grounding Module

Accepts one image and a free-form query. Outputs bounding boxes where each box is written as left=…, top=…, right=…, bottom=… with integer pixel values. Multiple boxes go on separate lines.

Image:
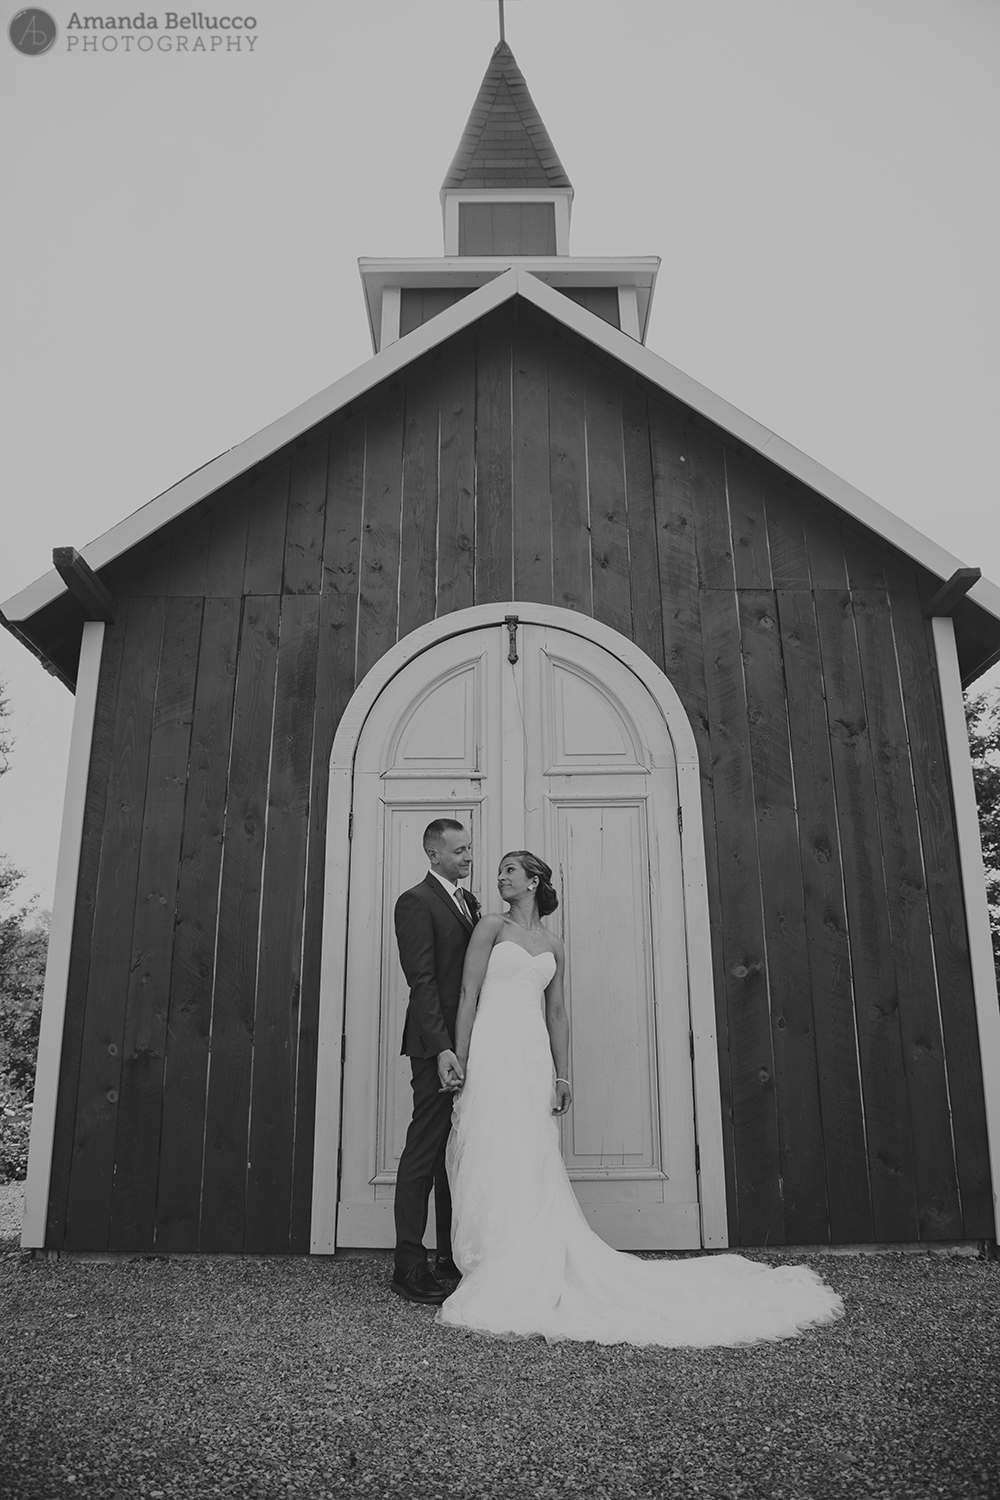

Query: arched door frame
left=310, top=603, right=727, bottom=1253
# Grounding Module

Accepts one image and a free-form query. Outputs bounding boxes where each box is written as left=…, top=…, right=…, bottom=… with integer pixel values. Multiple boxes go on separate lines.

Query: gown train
left=438, top=941, right=843, bottom=1346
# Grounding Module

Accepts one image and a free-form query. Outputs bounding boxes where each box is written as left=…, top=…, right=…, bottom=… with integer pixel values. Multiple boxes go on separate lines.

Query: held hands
left=437, top=1049, right=465, bottom=1094
left=552, top=1078, right=572, bottom=1116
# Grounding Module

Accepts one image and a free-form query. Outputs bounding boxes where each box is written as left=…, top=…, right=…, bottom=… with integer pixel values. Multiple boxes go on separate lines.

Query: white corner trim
left=309, top=760, right=352, bottom=1254
left=309, top=603, right=727, bottom=1252
left=678, top=749, right=728, bottom=1249
left=379, top=286, right=401, bottom=354
left=553, top=195, right=571, bottom=255
left=932, top=616, right=1000, bottom=1241
left=21, top=621, right=105, bottom=1250
left=442, top=194, right=459, bottom=255
left=618, top=286, right=641, bottom=341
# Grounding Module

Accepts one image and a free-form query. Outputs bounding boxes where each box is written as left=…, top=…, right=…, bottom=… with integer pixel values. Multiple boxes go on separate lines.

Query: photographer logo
left=9, top=8, right=57, bottom=54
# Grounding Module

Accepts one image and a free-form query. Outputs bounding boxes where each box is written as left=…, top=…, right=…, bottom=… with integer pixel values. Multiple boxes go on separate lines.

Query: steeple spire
left=442, top=41, right=572, bottom=194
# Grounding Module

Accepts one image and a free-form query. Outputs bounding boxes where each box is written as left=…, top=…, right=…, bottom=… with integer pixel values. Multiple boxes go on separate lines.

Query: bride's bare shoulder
left=476, top=913, right=506, bottom=939
left=547, top=930, right=565, bottom=961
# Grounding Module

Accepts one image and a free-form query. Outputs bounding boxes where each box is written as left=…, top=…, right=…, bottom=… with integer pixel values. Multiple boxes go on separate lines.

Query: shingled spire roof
left=442, top=40, right=572, bottom=191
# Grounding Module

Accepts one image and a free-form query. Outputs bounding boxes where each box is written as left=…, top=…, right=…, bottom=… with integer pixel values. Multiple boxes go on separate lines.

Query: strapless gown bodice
left=469, top=940, right=556, bottom=1032
left=439, top=938, right=843, bottom=1346
left=478, top=938, right=557, bottom=994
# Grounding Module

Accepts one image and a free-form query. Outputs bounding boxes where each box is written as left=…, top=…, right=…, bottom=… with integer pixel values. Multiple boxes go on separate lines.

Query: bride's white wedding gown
left=439, top=941, right=843, bottom=1345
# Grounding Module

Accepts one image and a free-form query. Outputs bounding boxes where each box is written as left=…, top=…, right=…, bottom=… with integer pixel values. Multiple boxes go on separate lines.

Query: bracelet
left=555, top=1077, right=571, bottom=1086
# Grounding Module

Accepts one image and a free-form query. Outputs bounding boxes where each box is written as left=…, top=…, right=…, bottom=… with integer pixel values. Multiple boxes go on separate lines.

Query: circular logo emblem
left=9, top=9, right=57, bottom=55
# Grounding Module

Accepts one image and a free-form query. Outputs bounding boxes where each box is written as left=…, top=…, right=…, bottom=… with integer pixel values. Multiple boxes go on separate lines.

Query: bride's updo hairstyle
left=502, top=851, right=559, bottom=917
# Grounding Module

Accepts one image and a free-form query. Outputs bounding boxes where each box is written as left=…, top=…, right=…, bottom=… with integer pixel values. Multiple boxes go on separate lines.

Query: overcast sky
left=2, top=0, right=999, bottom=912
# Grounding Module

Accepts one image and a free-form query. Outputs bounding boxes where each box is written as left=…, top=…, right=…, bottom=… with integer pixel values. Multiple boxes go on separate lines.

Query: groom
left=390, top=818, right=479, bottom=1305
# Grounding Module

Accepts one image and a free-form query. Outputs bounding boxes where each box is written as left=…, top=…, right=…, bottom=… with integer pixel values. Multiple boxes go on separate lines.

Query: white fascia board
left=359, top=255, right=660, bottom=356
left=360, top=254, right=659, bottom=289
left=757, top=430, right=1000, bottom=622
left=2, top=270, right=524, bottom=625
left=6, top=263, right=1000, bottom=639
left=439, top=187, right=577, bottom=202
left=512, top=271, right=1000, bottom=611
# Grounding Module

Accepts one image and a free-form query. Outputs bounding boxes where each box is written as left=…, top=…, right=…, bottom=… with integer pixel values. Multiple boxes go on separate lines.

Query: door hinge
left=348, top=812, right=353, bottom=840
left=689, top=1030, right=695, bottom=1061
left=677, top=805, right=683, bottom=833
left=695, top=1143, right=701, bottom=1174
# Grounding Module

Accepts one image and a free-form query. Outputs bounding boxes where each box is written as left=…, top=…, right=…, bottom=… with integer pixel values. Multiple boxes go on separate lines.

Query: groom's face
left=431, top=828, right=473, bottom=884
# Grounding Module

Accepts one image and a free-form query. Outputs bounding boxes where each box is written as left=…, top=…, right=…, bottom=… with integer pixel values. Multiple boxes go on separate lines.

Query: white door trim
left=932, top=616, right=1000, bottom=1240
left=310, top=603, right=727, bottom=1252
left=21, top=620, right=105, bottom=1250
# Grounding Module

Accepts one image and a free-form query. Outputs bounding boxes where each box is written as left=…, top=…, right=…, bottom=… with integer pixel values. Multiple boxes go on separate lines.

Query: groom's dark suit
left=393, top=872, right=480, bottom=1270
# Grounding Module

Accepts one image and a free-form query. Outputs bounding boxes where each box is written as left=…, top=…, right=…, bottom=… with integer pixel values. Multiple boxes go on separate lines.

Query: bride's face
left=497, top=857, right=533, bottom=904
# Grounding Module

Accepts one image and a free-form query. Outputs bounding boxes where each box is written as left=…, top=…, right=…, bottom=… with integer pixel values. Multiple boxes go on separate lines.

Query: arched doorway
left=311, top=605, right=726, bottom=1252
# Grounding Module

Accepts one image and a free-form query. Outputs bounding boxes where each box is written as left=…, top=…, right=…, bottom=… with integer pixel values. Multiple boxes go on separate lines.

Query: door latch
left=504, top=614, right=519, bottom=665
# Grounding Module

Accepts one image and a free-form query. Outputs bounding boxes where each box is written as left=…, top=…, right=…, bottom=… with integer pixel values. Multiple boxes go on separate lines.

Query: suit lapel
left=423, top=872, right=474, bottom=933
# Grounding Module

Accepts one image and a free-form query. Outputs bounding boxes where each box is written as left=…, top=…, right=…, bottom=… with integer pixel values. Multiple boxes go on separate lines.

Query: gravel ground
left=1, top=1185, right=998, bottom=1500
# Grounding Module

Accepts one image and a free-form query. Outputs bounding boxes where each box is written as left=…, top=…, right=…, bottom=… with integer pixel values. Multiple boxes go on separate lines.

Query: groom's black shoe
left=434, top=1257, right=462, bottom=1283
left=390, top=1262, right=447, bottom=1305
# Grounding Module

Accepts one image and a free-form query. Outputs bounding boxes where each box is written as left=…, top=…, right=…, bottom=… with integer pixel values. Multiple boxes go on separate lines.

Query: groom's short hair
left=423, top=818, right=466, bottom=856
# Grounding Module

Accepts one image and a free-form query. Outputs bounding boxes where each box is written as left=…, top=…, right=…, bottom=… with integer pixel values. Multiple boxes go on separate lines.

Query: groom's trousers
left=394, top=1056, right=453, bottom=1269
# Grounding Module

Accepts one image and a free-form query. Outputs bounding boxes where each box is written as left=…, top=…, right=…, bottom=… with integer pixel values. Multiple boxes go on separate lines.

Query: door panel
left=554, top=799, right=656, bottom=1168
left=337, top=631, right=502, bottom=1247
left=523, top=627, right=698, bottom=1246
left=542, top=655, right=645, bottom=771
left=387, top=662, right=483, bottom=774
left=338, top=620, right=700, bottom=1250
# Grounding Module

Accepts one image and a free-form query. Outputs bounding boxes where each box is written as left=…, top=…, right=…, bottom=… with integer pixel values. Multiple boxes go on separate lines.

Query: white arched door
left=336, top=617, right=702, bottom=1250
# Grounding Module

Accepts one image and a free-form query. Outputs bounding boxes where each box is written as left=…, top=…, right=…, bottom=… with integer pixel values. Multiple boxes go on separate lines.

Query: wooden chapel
left=4, top=38, right=1000, bottom=1259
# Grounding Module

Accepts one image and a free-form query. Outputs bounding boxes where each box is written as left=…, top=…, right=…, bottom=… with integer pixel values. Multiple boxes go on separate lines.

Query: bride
left=437, top=851, right=843, bottom=1346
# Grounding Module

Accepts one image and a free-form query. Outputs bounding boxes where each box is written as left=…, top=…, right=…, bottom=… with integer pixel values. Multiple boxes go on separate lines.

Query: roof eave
left=5, top=265, right=1000, bottom=680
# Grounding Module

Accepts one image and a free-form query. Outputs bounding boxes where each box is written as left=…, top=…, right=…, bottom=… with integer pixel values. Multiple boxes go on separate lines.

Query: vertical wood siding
left=54, top=301, right=993, bottom=1250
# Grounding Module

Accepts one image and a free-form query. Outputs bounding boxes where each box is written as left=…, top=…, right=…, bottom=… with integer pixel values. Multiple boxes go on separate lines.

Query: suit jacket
left=394, top=873, right=480, bottom=1059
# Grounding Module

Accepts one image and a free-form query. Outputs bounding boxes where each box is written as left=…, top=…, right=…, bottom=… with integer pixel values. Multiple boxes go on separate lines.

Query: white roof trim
left=438, top=187, right=576, bottom=202
left=2, top=271, right=523, bottom=624
left=5, top=266, right=1000, bottom=632
left=359, top=255, right=660, bottom=353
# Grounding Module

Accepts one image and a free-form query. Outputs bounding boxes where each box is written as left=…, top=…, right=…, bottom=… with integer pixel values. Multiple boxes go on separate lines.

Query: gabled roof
left=441, top=41, right=572, bottom=191
left=4, top=267, right=1000, bottom=682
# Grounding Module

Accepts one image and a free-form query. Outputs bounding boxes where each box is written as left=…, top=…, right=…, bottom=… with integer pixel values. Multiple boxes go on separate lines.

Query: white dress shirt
left=430, top=869, right=470, bottom=914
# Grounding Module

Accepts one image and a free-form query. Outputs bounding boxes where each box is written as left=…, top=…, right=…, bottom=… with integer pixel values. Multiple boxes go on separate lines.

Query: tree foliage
left=965, top=687, right=1000, bottom=991
left=0, top=679, right=11, bottom=778
left=0, top=681, right=49, bottom=1182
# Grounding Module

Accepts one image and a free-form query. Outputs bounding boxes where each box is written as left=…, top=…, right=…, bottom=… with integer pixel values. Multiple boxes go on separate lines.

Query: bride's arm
left=544, top=941, right=572, bottom=1116
left=453, top=915, right=505, bottom=1073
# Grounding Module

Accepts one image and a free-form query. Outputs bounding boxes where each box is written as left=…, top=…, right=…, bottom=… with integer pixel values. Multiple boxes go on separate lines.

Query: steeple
left=358, top=39, right=659, bottom=353
left=441, top=41, right=574, bottom=256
